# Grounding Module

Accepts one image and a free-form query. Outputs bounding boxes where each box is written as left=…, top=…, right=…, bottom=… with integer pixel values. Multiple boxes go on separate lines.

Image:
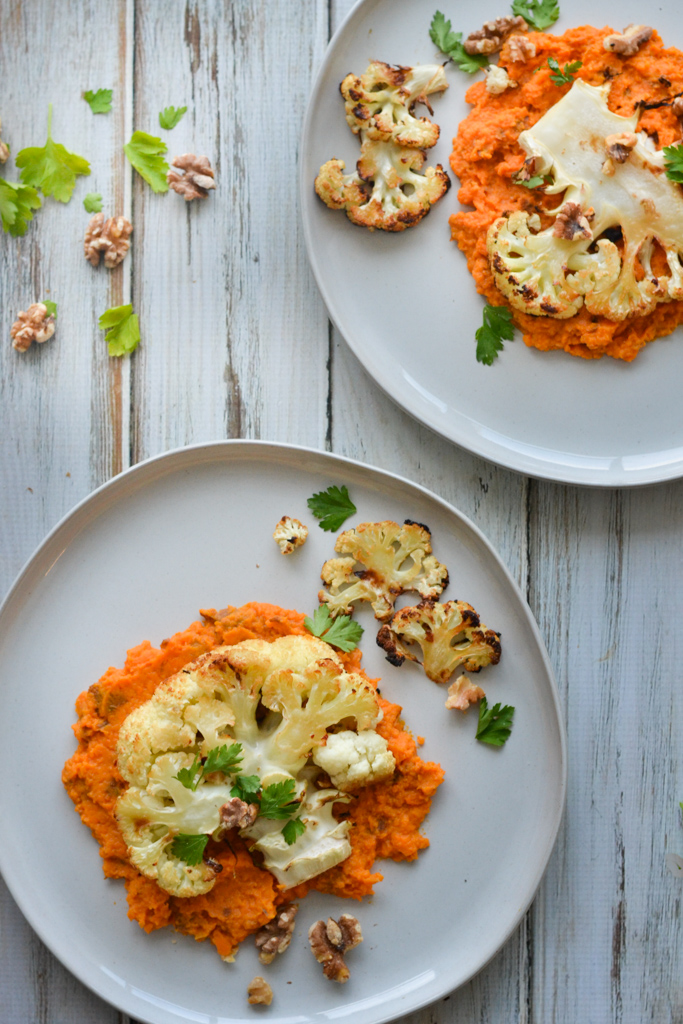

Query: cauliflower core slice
left=115, top=634, right=387, bottom=896
left=341, top=61, right=448, bottom=148
left=488, top=79, right=683, bottom=321
left=319, top=519, right=449, bottom=622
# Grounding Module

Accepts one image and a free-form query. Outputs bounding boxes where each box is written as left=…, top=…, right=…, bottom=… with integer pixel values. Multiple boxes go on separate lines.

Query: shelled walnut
left=603, top=24, right=653, bottom=56
left=464, top=16, right=527, bottom=55
left=167, top=154, right=216, bottom=200
left=0, top=117, right=9, bottom=163
left=10, top=303, right=56, bottom=352
left=255, top=903, right=298, bottom=964
left=84, top=214, right=133, bottom=268
left=247, top=977, right=273, bottom=1006
left=308, top=914, right=362, bottom=983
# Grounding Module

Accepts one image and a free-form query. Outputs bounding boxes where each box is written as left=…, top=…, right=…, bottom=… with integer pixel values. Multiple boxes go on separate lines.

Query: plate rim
left=0, top=439, right=567, bottom=1024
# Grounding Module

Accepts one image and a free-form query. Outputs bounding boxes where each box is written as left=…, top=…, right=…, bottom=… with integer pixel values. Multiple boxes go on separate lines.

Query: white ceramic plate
left=301, top=0, right=683, bottom=486
left=0, top=442, right=565, bottom=1024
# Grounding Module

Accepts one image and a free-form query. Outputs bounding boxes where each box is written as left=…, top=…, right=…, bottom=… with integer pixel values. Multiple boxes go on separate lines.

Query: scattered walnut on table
left=602, top=24, right=653, bottom=56
left=255, top=903, right=298, bottom=964
left=464, top=16, right=528, bottom=56
left=167, top=154, right=216, bottom=200
left=552, top=202, right=594, bottom=242
left=273, top=516, right=308, bottom=554
left=604, top=132, right=638, bottom=164
left=247, top=977, right=273, bottom=1006
left=84, top=213, right=133, bottom=268
left=308, top=914, right=362, bottom=983
left=10, top=303, right=56, bottom=352
left=0, top=117, right=9, bottom=163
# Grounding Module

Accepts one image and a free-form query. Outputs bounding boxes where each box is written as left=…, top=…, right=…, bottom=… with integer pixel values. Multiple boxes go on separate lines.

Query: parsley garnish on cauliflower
left=115, top=634, right=395, bottom=897
left=315, top=61, right=450, bottom=231
left=318, top=519, right=449, bottom=622
left=488, top=79, right=683, bottom=320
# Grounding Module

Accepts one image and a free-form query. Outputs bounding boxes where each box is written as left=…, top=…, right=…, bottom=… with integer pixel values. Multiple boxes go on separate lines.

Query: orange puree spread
left=449, top=25, right=683, bottom=360
left=62, top=602, right=443, bottom=960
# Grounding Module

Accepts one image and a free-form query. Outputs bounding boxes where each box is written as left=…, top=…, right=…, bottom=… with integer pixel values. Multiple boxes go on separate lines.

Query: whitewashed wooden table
left=1, top=1, right=681, bottom=1021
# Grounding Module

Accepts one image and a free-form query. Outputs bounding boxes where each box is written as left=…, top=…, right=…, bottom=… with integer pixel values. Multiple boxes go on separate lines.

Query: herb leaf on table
left=475, top=304, right=515, bottom=365
left=123, top=131, right=169, bottom=192
left=429, top=11, right=489, bottom=74
left=84, top=88, right=113, bottom=114
left=307, top=484, right=356, bottom=531
left=99, top=304, right=141, bottom=357
left=16, top=105, right=90, bottom=203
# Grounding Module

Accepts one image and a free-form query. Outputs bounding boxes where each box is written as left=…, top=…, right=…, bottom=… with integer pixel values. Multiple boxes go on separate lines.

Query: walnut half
left=167, top=154, right=216, bottom=200
left=255, top=903, right=298, bottom=964
left=247, top=977, right=273, bottom=1006
left=0, top=117, right=9, bottom=164
left=10, top=303, right=56, bottom=352
left=84, top=214, right=133, bottom=268
left=603, top=24, right=653, bottom=56
left=464, top=16, right=528, bottom=55
left=308, top=915, right=363, bottom=983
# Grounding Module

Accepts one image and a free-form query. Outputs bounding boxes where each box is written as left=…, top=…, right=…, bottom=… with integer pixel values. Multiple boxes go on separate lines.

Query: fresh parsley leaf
left=429, top=10, right=489, bottom=74
left=663, top=143, right=683, bottom=184
left=510, top=0, right=559, bottom=31
left=307, top=484, right=356, bottom=531
left=259, top=780, right=301, bottom=820
left=203, top=742, right=243, bottom=776
left=546, top=57, right=582, bottom=86
left=43, top=300, right=58, bottom=319
left=475, top=304, right=515, bottom=365
left=175, top=753, right=203, bottom=791
left=304, top=604, right=363, bottom=653
left=159, top=105, right=187, bottom=130
left=475, top=697, right=515, bottom=746
left=83, top=192, right=103, bottom=213
left=519, top=174, right=548, bottom=189
left=231, top=774, right=262, bottom=803
left=0, top=179, right=41, bottom=236
left=123, top=130, right=169, bottom=193
left=84, top=88, right=113, bottom=114
left=170, top=832, right=209, bottom=865
left=98, top=303, right=141, bottom=357
left=16, top=105, right=90, bottom=203
left=282, top=817, right=306, bottom=846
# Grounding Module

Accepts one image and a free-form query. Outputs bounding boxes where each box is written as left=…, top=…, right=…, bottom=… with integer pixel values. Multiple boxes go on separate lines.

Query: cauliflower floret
left=376, top=599, right=501, bottom=683
left=315, top=140, right=450, bottom=232
left=319, top=520, right=449, bottom=621
left=341, top=61, right=448, bottom=148
left=273, top=516, right=308, bottom=555
left=312, top=729, right=395, bottom=791
left=485, top=64, right=517, bottom=96
left=488, top=79, right=683, bottom=321
left=116, top=634, right=386, bottom=896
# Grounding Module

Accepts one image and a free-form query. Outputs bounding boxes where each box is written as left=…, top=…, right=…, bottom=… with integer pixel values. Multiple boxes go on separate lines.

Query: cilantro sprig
left=546, top=57, right=582, bottom=86
left=170, top=832, right=208, bottom=865
left=175, top=742, right=244, bottom=790
left=84, top=89, right=113, bottom=114
left=124, top=130, right=169, bottom=193
left=307, top=484, right=356, bottom=531
left=429, top=11, right=489, bottom=74
left=304, top=604, right=363, bottom=653
left=282, top=817, right=306, bottom=846
left=259, top=780, right=302, bottom=820
left=159, top=106, right=187, bottom=130
left=475, top=304, right=515, bottom=365
left=511, top=0, right=559, bottom=31
left=231, top=774, right=261, bottom=803
left=475, top=697, right=515, bottom=746
left=99, top=304, right=141, bottom=357
left=16, top=104, right=90, bottom=203
left=663, top=143, right=683, bottom=184
left=0, top=179, right=41, bottom=236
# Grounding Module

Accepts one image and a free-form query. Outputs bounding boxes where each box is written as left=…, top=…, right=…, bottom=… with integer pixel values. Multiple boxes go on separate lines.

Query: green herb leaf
left=519, top=174, right=548, bottom=189
left=259, top=780, right=301, bottom=820
left=231, top=775, right=262, bottom=804
left=175, top=753, right=203, bottom=791
left=510, top=0, right=559, bottom=31
left=307, top=484, right=356, bottom=531
left=304, top=604, right=363, bottom=652
left=546, top=57, right=582, bottom=86
left=16, top=105, right=90, bottom=203
left=0, top=179, right=42, bottom=236
left=98, top=303, right=141, bottom=357
left=429, top=10, right=489, bottom=74
left=170, top=832, right=209, bottom=865
left=475, top=697, right=515, bottom=746
left=84, top=88, right=113, bottom=114
left=282, top=817, right=306, bottom=846
left=203, top=742, right=243, bottom=777
left=42, top=300, right=58, bottom=319
left=123, top=130, right=169, bottom=193
left=663, top=143, right=683, bottom=184
left=83, top=192, right=103, bottom=213
left=159, top=105, right=188, bottom=130
left=475, top=304, right=515, bottom=365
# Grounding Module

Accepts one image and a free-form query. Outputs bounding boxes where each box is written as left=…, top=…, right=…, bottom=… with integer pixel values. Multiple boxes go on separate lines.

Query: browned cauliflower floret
left=319, top=520, right=448, bottom=622
left=341, top=61, right=448, bottom=148
left=376, top=599, right=501, bottom=683
left=315, top=140, right=450, bottom=232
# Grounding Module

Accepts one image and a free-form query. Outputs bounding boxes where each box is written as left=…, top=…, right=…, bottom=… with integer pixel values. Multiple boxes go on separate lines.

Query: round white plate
left=0, top=442, right=565, bottom=1024
left=301, top=0, right=683, bottom=486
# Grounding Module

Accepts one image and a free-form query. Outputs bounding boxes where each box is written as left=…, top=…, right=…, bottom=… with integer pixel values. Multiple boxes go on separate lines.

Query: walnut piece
left=84, top=214, right=133, bottom=268
left=605, top=132, right=638, bottom=163
left=552, top=202, right=594, bottom=241
left=464, top=16, right=528, bottom=55
left=507, top=34, right=536, bottom=63
left=603, top=24, right=653, bottom=56
left=308, top=914, right=362, bottom=983
left=219, top=797, right=258, bottom=830
left=672, top=96, right=683, bottom=121
left=0, top=117, right=9, bottom=164
left=10, top=303, right=56, bottom=352
left=167, top=154, right=216, bottom=200
left=445, top=674, right=485, bottom=712
left=273, top=516, right=308, bottom=554
left=247, top=977, right=273, bottom=1006
left=255, top=903, right=298, bottom=964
